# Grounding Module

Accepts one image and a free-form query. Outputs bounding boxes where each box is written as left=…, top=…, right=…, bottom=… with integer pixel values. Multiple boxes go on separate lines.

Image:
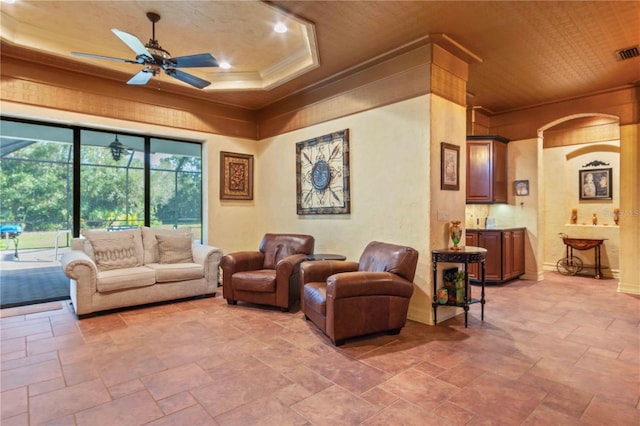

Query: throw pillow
left=141, top=227, right=192, bottom=264
left=82, top=228, right=144, bottom=265
left=156, top=233, right=194, bottom=264
left=91, top=235, right=139, bottom=271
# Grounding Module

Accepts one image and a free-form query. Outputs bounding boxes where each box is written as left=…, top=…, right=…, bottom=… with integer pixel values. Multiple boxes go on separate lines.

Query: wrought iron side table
left=432, top=246, right=487, bottom=327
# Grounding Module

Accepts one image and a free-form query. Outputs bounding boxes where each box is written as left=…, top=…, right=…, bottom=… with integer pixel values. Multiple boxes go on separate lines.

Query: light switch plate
left=437, top=210, right=449, bottom=221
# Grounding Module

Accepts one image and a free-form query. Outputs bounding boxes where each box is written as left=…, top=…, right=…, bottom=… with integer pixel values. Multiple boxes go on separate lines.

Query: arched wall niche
left=566, top=144, right=620, bottom=160
left=539, top=113, right=621, bottom=280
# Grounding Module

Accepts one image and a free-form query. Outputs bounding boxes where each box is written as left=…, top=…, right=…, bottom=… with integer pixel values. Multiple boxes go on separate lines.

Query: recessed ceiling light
left=219, top=61, right=231, bottom=70
left=274, top=23, right=287, bottom=34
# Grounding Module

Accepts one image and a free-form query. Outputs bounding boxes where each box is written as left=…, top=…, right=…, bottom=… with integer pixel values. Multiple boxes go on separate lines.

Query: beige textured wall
left=618, top=124, right=639, bottom=294
left=542, top=142, right=620, bottom=276
left=426, top=95, right=468, bottom=323
left=491, top=138, right=542, bottom=280
left=256, top=96, right=438, bottom=324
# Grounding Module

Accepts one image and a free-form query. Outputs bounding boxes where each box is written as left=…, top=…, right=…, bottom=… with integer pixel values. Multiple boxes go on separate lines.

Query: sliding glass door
left=150, top=138, right=202, bottom=241
left=0, top=119, right=75, bottom=308
left=1, top=117, right=204, bottom=307
left=79, top=130, right=145, bottom=230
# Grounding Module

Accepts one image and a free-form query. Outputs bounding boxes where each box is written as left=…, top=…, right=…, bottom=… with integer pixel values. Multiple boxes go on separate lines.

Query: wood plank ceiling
left=1, top=0, right=639, bottom=115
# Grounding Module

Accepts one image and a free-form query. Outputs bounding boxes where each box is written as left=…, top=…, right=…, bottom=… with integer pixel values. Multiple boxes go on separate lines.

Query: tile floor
left=1, top=272, right=639, bottom=425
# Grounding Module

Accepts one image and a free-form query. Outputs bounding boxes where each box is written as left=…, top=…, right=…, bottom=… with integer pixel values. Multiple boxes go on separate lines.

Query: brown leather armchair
left=221, top=233, right=315, bottom=311
left=300, top=241, right=418, bottom=345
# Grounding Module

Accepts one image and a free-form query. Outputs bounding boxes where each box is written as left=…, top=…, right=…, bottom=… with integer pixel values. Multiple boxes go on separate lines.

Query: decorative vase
left=592, top=213, right=598, bottom=225
left=450, top=220, right=462, bottom=250
left=613, top=208, right=619, bottom=225
left=571, top=208, right=578, bottom=224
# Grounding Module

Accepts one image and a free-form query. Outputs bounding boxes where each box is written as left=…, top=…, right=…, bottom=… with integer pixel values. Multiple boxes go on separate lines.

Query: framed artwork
left=441, top=142, right=459, bottom=191
left=296, top=129, right=350, bottom=215
left=579, top=168, right=612, bottom=200
left=514, top=180, right=529, bottom=196
left=220, top=151, right=253, bottom=200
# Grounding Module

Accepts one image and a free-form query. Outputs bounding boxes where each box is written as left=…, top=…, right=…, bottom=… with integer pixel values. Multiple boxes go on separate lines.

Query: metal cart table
left=556, top=233, right=606, bottom=279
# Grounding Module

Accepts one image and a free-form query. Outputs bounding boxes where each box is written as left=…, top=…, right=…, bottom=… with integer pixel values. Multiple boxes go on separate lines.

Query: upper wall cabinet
left=466, top=135, right=509, bottom=204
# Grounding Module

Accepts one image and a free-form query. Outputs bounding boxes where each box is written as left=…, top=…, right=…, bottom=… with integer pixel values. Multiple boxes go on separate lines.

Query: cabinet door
left=466, top=141, right=492, bottom=202
left=512, top=229, right=525, bottom=275
left=479, top=231, right=502, bottom=281
left=502, top=231, right=514, bottom=279
left=466, top=231, right=479, bottom=279
left=492, top=141, right=508, bottom=203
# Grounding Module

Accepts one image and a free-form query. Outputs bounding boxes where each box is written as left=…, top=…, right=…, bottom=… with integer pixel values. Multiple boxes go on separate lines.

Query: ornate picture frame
left=579, top=168, right=612, bottom=201
left=220, top=151, right=253, bottom=200
left=296, top=129, right=350, bottom=215
left=441, top=142, right=460, bottom=191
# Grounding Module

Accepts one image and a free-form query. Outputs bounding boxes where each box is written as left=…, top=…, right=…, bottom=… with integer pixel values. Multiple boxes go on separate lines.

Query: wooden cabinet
left=479, top=231, right=503, bottom=281
left=502, top=231, right=514, bottom=279
left=512, top=229, right=525, bottom=276
left=466, top=228, right=525, bottom=283
left=466, top=136, right=509, bottom=204
left=465, top=232, right=479, bottom=279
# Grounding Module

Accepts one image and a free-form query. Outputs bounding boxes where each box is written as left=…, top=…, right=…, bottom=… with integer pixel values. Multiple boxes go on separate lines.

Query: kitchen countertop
left=466, top=227, right=526, bottom=231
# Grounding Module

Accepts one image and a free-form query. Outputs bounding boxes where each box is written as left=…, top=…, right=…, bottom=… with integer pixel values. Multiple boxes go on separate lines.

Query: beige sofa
left=61, top=227, right=223, bottom=317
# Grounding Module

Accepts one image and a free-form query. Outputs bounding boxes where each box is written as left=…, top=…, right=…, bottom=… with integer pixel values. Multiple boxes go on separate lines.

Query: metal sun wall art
left=296, top=129, right=350, bottom=215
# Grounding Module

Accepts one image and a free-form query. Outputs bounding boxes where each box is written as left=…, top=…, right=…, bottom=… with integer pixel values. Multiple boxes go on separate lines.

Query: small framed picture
left=220, top=151, right=253, bottom=200
left=579, top=168, right=612, bottom=200
left=514, top=180, right=529, bottom=196
left=440, top=142, right=459, bottom=191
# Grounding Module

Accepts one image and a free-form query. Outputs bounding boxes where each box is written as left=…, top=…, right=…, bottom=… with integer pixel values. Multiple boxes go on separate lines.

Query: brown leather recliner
left=300, top=241, right=418, bottom=345
left=221, top=233, right=315, bottom=311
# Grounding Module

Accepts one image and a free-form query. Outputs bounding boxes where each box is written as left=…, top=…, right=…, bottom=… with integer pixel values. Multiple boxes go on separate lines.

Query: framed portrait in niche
left=441, top=142, right=460, bottom=191
left=220, top=151, right=253, bottom=200
left=296, top=129, right=350, bottom=215
left=579, top=168, right=612, bottom=201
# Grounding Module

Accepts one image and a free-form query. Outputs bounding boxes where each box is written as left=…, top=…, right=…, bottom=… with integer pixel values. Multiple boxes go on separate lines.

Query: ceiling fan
left=72, top=12, right=218, bottom=89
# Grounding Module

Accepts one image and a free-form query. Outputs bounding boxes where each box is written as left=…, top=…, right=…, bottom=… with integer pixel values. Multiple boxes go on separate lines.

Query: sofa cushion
left=82, top=228, right=144, bottom=266
left=156, top=233, right=194, bottom=264
left=145, top=263, right=204, bottom=283
left=233, top=270, right=276, bottom=292
left=96, top=266, right=156, bottom=293
left=142, top=227, right=191, bottom=264
left=90, top=235, right=139, bottom=271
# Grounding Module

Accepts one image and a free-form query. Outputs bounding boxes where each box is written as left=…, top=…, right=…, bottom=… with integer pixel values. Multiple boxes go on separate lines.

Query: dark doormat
left=0, top=266, right=70, bottom=309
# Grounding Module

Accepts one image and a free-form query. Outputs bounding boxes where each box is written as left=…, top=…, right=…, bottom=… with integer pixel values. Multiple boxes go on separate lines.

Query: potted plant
left=442, top=269, right=466, bottom=305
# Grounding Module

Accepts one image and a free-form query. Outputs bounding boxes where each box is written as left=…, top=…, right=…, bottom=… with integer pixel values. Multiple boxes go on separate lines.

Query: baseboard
left=617, top=281, right=640, bottom=295
left=406, top=305, right=431, bottom=325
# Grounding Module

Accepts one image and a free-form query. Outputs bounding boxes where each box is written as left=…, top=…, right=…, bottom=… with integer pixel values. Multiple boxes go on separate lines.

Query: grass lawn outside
left=1, top=226, right=203, bottom=251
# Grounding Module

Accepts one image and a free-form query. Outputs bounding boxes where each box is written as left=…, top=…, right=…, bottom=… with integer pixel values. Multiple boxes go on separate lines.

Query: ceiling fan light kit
left=72, top=12, right=218, bottom=89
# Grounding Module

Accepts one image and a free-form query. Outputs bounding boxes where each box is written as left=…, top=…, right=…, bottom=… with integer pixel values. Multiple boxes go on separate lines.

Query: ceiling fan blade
left=111, top=29, right=152, bottom=61
left=127, top=70, right=154, bottom=85
left=166, top=69, right=211, bottom=89
left=71, top=51, right=138, bottom=64
left=172, top=53, right=219, bottom=68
